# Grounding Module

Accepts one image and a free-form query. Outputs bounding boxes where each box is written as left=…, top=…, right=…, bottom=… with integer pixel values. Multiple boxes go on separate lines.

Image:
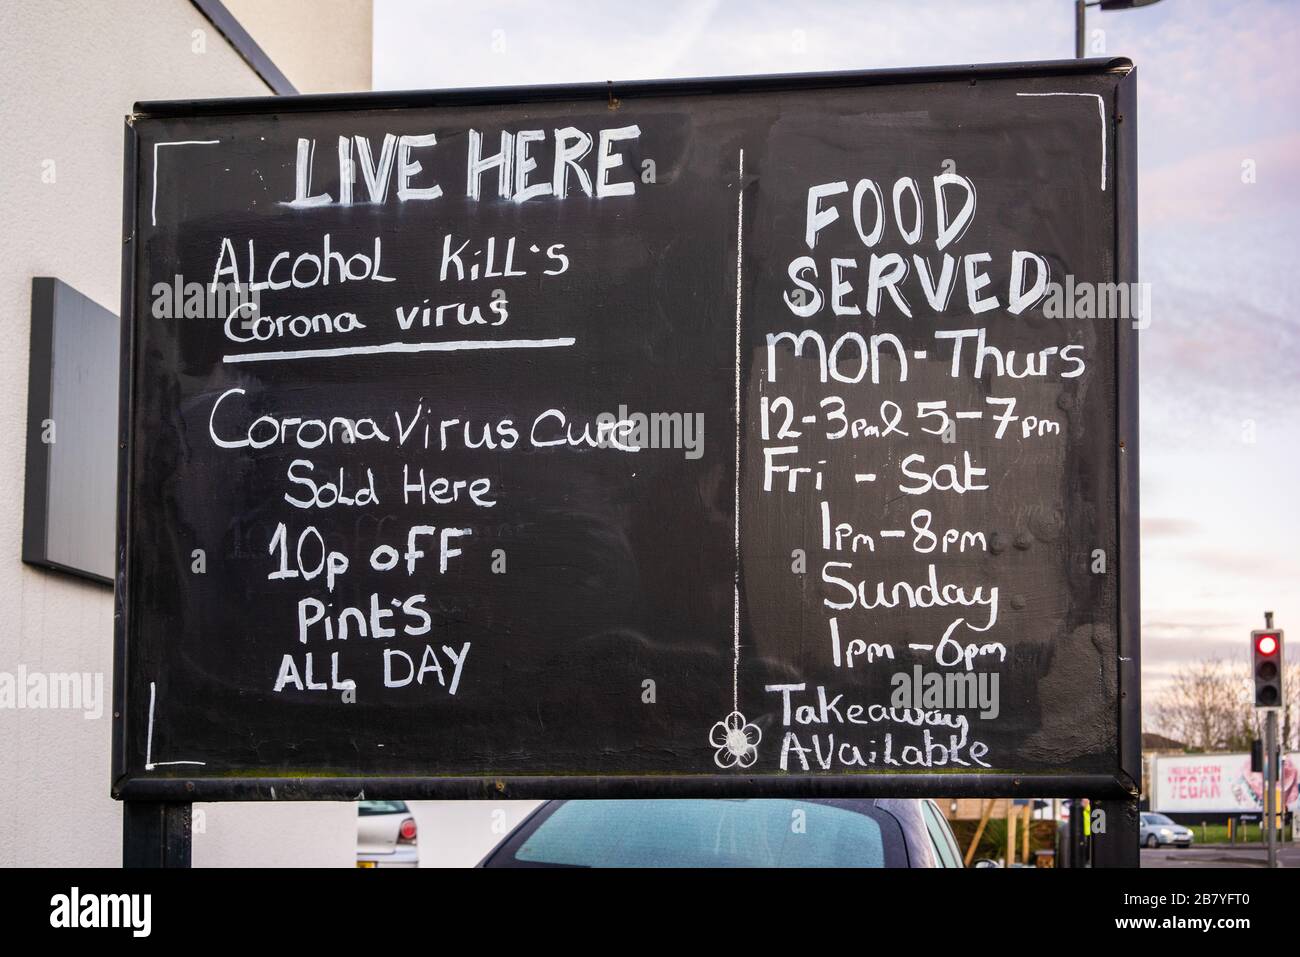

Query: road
left=1142, top=843, right=1300, bottom=868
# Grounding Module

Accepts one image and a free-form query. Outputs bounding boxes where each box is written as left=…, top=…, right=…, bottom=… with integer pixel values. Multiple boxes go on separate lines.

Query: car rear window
left=507, top=800, right=901, bottom=867
left=358, top=800, right=408, bottom=815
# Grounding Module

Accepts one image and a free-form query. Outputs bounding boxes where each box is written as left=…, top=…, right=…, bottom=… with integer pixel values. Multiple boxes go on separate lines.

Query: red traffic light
left=1252, top=628, right=1284, bottom=707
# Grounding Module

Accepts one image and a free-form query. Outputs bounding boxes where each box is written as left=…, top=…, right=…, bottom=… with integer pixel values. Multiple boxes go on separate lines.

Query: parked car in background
left=356, top=800, right=419, bottom=867
left=1139, top=812, right=1194, bottom=848
left=478, top=798, right=965, bottom=867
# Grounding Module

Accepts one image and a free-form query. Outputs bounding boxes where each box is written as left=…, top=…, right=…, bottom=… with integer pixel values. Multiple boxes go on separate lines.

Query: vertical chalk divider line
left=733, top=146, right=744, bottom=713
left=709, top=147, right=762, bottom=771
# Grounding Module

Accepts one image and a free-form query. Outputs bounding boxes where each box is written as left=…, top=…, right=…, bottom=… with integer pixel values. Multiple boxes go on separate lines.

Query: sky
left=372, top=0, right=1300, bottom=703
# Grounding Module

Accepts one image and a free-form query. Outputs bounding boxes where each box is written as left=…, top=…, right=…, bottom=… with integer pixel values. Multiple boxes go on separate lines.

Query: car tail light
left=398, top=817, right=417, bottom=843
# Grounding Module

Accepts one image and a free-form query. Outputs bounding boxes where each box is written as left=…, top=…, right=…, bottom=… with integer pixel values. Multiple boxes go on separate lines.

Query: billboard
left=1151, top=752, right=1299, bottom=814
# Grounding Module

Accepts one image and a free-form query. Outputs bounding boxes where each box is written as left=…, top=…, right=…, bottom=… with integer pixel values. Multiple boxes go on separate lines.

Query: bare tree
left=1151, top=657, right=1258, bottom=752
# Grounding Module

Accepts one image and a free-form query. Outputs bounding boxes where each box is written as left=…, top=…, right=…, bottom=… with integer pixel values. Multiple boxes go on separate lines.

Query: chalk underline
left=222, top=337, right=576, bottom=364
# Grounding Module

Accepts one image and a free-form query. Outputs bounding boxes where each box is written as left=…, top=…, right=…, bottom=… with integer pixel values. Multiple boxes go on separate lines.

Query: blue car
left=1139, top=812, right=1194, bottom=848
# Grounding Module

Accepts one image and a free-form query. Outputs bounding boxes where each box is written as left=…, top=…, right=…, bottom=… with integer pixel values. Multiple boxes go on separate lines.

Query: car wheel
left=1145, top=834, right=1159, bottom=848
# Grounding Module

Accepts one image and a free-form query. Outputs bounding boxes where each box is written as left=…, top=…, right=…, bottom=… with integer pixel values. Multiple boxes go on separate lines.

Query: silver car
left=356, top=800, right=419, bottom=867
left=1139, top=812, right=1193, bottom=848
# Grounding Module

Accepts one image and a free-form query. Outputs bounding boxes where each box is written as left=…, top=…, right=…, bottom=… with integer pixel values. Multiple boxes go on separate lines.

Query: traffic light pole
left=1260, top=609, right=1279, bottom=869
left=1265, top=707, right=1278, bottom=869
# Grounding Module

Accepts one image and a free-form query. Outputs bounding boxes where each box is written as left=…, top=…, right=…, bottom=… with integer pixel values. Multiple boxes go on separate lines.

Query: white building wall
left=0, top=0, right=360, bottom=868
left=407, top=801, right=542, bottom=867
left=223, top=0, right=373, bottom=93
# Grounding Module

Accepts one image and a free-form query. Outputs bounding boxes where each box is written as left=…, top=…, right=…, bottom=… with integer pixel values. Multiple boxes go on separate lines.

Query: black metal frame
left=116, top=772, right=1127, bottom=802
left=115, top=58, right=1140, bottom=819
left=117, top=113, right=141, bottom=846
left=1093, top=64, right=1143, bottom=867
left=133, top=56, right=1132, bottom=118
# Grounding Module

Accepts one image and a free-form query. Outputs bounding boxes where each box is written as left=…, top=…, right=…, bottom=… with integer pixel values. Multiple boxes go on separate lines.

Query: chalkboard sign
left=114, top=59, right=1139, bottom=801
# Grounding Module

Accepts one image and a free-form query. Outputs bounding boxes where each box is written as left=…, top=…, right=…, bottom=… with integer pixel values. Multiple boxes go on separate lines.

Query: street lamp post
left=1075, top=0, right=1165, bottom=59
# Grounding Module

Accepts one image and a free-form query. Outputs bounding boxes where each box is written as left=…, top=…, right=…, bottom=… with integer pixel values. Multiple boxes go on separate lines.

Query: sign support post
left=1091, top=795, right=1139, bottom=868
left=123, top=801, right=192, bottom=868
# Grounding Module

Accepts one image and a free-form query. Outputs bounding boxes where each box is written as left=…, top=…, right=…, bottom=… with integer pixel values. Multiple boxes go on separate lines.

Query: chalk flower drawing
left=710, top=711, right=761, bottom=769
